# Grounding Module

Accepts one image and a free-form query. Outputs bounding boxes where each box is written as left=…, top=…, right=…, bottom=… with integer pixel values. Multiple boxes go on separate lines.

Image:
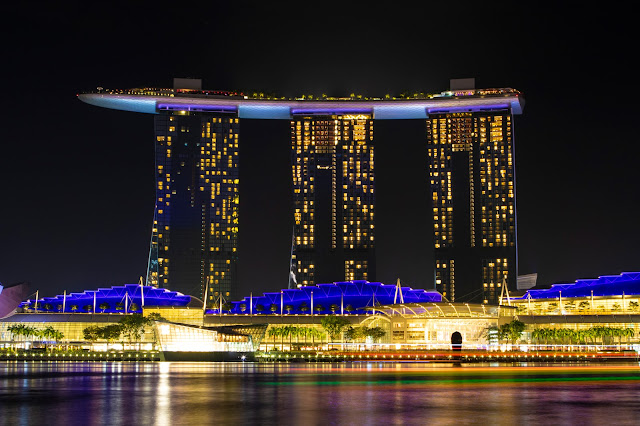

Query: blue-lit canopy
left=19, top=284, right=199, bottom=313
left=213, top=281, right=442, bottom=315
left=514, top=272, right=640, bottom=300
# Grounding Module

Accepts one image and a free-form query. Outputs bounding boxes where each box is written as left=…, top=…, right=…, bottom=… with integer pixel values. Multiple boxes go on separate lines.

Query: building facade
left=147, top=109, right=240, bottom=305
left=428, top=110, right=516, bottom=304
left=290, top=113, right=375, bottom=286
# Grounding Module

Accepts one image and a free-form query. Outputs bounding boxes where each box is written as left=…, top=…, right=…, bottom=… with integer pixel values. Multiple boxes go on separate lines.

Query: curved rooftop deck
left=78, top=87, right=524, bottom=119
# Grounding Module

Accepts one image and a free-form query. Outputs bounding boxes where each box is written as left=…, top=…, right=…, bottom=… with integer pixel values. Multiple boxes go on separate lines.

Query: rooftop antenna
left=139, top=276, right=145, bottom=308
left=288, top=230, right=297, bottom=289
left=203, top=276, right=210, bottom=321
left=394, top=278, right=404, bottom=304
left=499, top=275, right=511, bottom=306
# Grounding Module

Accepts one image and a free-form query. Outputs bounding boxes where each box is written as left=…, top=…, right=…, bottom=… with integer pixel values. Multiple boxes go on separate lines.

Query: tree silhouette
left=320, top=315, right=350, bottom=342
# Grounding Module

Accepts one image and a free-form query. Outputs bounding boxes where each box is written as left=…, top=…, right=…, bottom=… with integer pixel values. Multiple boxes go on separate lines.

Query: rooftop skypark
left=78, top=86, right=524, bottom=118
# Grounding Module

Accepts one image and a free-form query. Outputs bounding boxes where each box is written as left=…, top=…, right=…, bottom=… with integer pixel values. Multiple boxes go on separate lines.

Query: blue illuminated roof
left=213, top=281, right=442, bottom=315
left=19, top=284, right=199, bottom=313
left=514, top=272, right=640, bottom=300
left=78, top=88, right=524, bottom=119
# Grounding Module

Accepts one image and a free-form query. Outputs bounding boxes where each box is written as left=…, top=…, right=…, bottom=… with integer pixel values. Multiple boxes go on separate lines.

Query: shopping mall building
left=2, top=273, right=639, bottom=354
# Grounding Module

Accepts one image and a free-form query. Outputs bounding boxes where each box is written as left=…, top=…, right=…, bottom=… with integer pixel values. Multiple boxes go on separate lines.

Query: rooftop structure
left=217, top=280, right=443, bottom=315
left=78, top=87, right=524, bottom=119
left=429, top=107, right=517, bottom=304
left=18, top=284, right=200, bottom=314
left=0, top=282, right=30, bottom=319
left=513, top=272, right=640, bottom=300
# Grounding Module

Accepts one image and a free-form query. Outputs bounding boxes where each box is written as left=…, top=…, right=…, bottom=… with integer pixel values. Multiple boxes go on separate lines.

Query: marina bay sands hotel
left=79, top=78, right=524, bottom=306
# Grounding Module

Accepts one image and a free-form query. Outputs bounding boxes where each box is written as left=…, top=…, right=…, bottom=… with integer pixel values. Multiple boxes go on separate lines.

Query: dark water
left=1, top=361, right=639, bottom=425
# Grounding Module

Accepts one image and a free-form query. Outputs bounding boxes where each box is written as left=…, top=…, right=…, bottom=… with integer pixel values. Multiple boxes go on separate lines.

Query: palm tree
left=282, top=326, right=293, bottom=350
left=629, top=301, right=639, bottom=312
left=18, top=325, right=39, bottom=348
left=7, top=324, right=24, bottom=348
left=532, top=328, right=543, bottom=346
left=308, top=327, right=324, bottom=348
left=40, top=326, right=63, bottom=351
left=623, top=327, right=635, bottom=345
left=292, top=326, right=302, bottom=347
left=584, top=327, right=597, bottom=346
left=267, top=326, right=281, bottom=351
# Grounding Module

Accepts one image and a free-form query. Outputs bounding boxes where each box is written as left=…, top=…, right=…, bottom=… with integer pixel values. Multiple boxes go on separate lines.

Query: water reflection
left=1, top=362, right=638, bottom=425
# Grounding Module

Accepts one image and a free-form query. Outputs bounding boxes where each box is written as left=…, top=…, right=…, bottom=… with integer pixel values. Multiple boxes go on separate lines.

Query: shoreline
left=1, top=349, right=638, bottom=363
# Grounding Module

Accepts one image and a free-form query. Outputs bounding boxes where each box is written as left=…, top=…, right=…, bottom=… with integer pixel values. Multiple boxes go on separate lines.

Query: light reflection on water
left=1, top=362, right=639, bottom=425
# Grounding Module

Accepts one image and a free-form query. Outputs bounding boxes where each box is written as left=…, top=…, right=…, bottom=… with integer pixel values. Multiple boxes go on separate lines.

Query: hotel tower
left=427, top=80, right=518, bottom=303
left=290, top=113, right=375, bottom=286
left=148, top=108, right=240, bottom=304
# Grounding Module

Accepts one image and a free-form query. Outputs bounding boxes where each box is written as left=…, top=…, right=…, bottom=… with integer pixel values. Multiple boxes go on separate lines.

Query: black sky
left=2, top=2, right=638, bottom=299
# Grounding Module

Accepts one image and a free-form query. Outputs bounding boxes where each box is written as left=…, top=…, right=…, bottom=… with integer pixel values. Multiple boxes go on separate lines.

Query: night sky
left=2, top=3, right=637, bottom=299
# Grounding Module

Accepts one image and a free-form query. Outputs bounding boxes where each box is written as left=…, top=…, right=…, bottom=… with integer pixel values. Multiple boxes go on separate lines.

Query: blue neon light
left=211, top=281, right=442, bottom=315
left=513, top=272, right=640, bottom=300
left=427, top=103, right=510, bottom=114
left=290, top=108, right=373, bottom=116
left=19, top=284, right=195, bottom=313
left=79, top=94, right=158, bottom=114
left=157, top=103, right=238, bottom=113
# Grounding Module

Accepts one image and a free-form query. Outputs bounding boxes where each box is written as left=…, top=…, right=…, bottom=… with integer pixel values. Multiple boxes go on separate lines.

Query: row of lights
left=257, top=353, right=599, bottom=360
